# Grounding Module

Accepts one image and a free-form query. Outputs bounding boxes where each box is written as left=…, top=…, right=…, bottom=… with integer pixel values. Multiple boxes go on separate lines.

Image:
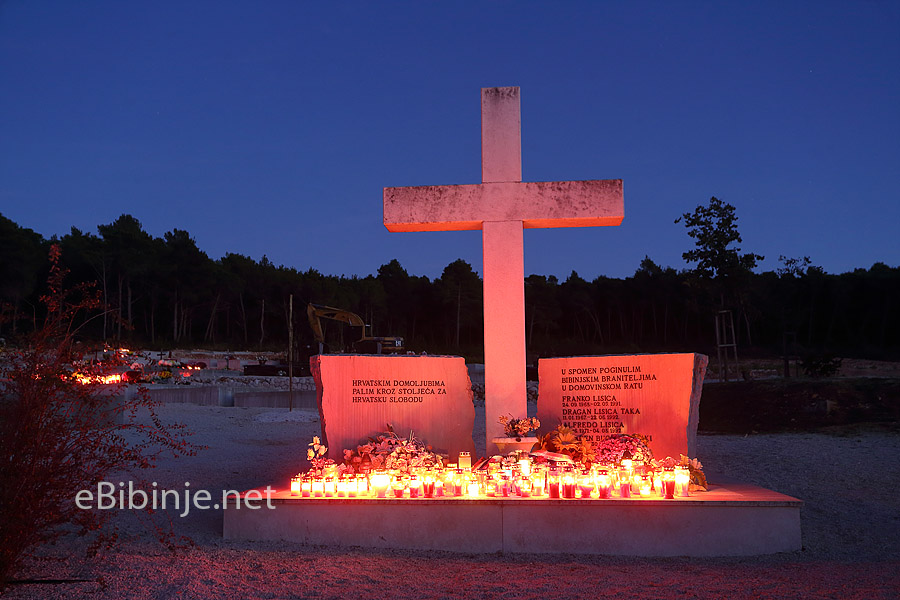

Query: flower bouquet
left=594, top=433, right=653, bottom=465
left=533, top=425, right=595, bottom=467
left=339, top=424, right=444, bottom=475
left=491, top=414, right=540, bottom=455
left=498, top=414, right=541, bottom=440
left=306, top=436, right=335, bottom=476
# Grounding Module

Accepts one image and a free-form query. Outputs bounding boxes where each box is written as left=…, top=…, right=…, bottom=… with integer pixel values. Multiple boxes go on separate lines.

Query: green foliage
left=675, top=197, right=763, bottom=280
left=0, top=213, right=898, bottom=360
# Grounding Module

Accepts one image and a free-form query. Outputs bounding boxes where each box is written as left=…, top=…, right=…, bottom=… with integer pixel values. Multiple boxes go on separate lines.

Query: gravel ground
left=5, top=403, right=900, bottom=599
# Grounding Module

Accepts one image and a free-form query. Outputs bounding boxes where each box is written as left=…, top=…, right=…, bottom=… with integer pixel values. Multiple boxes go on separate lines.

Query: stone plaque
left=312, top=355, right=475, bottom=461
left=537, top=353, right=708, bottom=460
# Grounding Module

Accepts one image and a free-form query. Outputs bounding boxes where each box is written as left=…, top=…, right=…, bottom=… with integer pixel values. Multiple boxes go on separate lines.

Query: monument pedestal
left=224, top=481, right=801, bottom=557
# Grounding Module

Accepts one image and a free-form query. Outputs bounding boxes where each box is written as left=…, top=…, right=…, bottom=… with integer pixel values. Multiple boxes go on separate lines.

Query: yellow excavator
left=306, top=303, right=404, bottom=355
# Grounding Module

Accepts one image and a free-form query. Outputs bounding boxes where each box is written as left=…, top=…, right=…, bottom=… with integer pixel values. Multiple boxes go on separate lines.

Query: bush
left=0, top=245, right=198, bottom=588
left=800, top=354, right=843, bottom=378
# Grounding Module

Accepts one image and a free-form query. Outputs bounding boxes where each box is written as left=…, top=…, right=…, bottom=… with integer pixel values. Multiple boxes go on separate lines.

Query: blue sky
left=1, top=1, right=898, bottom=280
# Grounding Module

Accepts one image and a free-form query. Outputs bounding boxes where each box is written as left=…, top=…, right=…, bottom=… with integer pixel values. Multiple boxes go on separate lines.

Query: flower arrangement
left=306, top=436, right=334, bottom=475
left=498, top=414, right=540, bottom=440
left=339, top=424, right=444, bottom=475
left=534, top=425, right=595, bottom=467
left=594, top=433, right=654, bottom=465
left=656, top=454, right=707, bottom=491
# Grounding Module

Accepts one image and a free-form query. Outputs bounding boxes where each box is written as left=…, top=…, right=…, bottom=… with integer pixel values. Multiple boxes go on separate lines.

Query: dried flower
left=498, top=414, right=540, bottom=438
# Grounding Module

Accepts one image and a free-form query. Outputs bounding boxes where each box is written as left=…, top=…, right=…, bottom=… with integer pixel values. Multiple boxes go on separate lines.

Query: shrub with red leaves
left=0, top=245, right=199, bottom=588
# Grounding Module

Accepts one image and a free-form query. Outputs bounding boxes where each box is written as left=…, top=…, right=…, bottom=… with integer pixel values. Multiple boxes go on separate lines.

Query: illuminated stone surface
left=312, top=354, right=475, bottom=461
left=537, top=353, right=708, bottom=460
left=384, top=87, right=624, bottom=453
left=224, top=481, right=802, bottom=556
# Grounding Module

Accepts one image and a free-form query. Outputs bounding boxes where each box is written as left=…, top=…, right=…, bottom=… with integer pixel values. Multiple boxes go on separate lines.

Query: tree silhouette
left=675, top=197, right=763, bottom=282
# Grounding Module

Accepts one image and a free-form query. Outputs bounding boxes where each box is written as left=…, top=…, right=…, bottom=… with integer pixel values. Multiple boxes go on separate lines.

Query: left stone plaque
left=311, top=355, right=476, bottom=461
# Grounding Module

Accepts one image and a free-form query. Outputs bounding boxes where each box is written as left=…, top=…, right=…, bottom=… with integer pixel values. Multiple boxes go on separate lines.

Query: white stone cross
left=383, top=87, right=624, bottom=453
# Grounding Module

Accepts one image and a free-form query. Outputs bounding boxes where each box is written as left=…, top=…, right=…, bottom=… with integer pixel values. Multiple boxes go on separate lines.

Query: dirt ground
left=4, top=399, right=900, bottom=599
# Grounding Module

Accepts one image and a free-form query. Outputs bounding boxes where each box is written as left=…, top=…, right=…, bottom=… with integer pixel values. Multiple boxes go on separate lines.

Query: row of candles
left=290, top=455, right=692, bottom=500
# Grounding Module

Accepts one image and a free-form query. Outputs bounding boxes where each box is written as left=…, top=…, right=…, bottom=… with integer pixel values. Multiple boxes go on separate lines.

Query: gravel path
left=5, top=404, right=899, bottom=599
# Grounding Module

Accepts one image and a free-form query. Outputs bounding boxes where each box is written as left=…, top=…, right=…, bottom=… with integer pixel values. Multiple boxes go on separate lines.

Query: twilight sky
left=1, top=1, right=898, bottom=281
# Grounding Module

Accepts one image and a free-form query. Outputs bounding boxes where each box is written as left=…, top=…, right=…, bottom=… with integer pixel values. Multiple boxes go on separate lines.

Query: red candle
left=548, top=482, right=560, bottom=499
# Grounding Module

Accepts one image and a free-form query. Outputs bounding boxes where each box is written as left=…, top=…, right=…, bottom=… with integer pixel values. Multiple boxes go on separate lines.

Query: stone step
left=223, top=481, right=801, bottom=556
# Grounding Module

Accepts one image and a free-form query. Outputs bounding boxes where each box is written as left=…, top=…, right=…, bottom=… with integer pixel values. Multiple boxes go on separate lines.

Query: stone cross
left=383, top=87, right=624, bottom=453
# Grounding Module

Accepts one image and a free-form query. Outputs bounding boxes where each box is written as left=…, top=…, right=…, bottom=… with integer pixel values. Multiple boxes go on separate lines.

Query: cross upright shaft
left=384, top=87, right=623, bottom=453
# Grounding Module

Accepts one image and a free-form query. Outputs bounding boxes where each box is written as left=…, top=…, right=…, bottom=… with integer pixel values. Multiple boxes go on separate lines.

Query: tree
left=436, top=259, right=483, bottom=350
left=162, top=229, right=214, bottom=344
left=97, top=215, right=155, bottom=341
left=675, top=197, right=763, bottom=281
left=676, top=197, right=765, bottom=345
left=524, top=274, right=560, bottom=349
left=0, top=213, right=46, bottom=335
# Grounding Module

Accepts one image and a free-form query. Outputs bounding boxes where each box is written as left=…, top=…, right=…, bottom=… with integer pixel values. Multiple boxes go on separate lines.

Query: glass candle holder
left=301, top=477, right=312, bottom=498
left=454, top=468, right=465, bottom=496
left=663, top=467, right=676, bottom=499
left=548, top=467, right=561, bottom=499
left=577, top=472, right=593, bottom=499
left=631, top=472, right=642, bottom=495
left=409, top=475, right=421, bottom=498
left=443, top=469, right=456, bottom=496
left=640, top=474, right=652, bottom=497
left=391, top=476, right=405, bottom=498
left=515, top=476, right=530, bottom=497
left=617, top=468, right=631, bottom=498
left=336, top=477, right=348, bottom=498
left=371, top=470, right=389, bottom=498
left=324, top=477, right=336, bottom=498
left=596, top=469, right=611, bottom=499
left=519, top=458, right=532, bottom=478
left=422, top=471, right=435, bottom=498
left=562, top=468, right=577, bottom=499
left=290, top=475, right=302, bottom=496
left=675, top=466, right=690, bottom=497
left=458, top=452, right=472, bottom=470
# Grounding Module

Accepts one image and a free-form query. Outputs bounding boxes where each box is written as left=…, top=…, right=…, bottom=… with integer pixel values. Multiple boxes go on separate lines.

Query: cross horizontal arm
left=383, top=180, right=623, bottom=232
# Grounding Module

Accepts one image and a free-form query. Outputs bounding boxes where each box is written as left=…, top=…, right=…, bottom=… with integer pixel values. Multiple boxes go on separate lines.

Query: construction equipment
left=307, top=303, right=404, bottom=354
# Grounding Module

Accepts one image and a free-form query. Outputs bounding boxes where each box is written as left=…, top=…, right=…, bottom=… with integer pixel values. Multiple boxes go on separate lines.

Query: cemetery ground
left=4, top=369, right=900, bottom=599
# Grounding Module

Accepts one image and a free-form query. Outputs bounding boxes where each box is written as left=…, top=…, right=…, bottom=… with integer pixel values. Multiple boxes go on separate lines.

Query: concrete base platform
left=223, top=481, right=802, bottom=556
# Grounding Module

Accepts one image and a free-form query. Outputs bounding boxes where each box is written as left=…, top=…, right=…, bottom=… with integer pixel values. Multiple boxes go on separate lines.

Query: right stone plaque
left=537, top=353, right=708, bottom=460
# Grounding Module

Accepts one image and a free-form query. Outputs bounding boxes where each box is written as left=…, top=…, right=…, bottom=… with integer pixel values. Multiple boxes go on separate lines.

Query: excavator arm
left=306, top=303, right=404, bottom=354
left=307, top=303, right=366, bottom=344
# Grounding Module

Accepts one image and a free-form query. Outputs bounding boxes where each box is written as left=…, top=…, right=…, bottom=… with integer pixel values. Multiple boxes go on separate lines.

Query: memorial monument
left=224, top=87, right=802, bottom=557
